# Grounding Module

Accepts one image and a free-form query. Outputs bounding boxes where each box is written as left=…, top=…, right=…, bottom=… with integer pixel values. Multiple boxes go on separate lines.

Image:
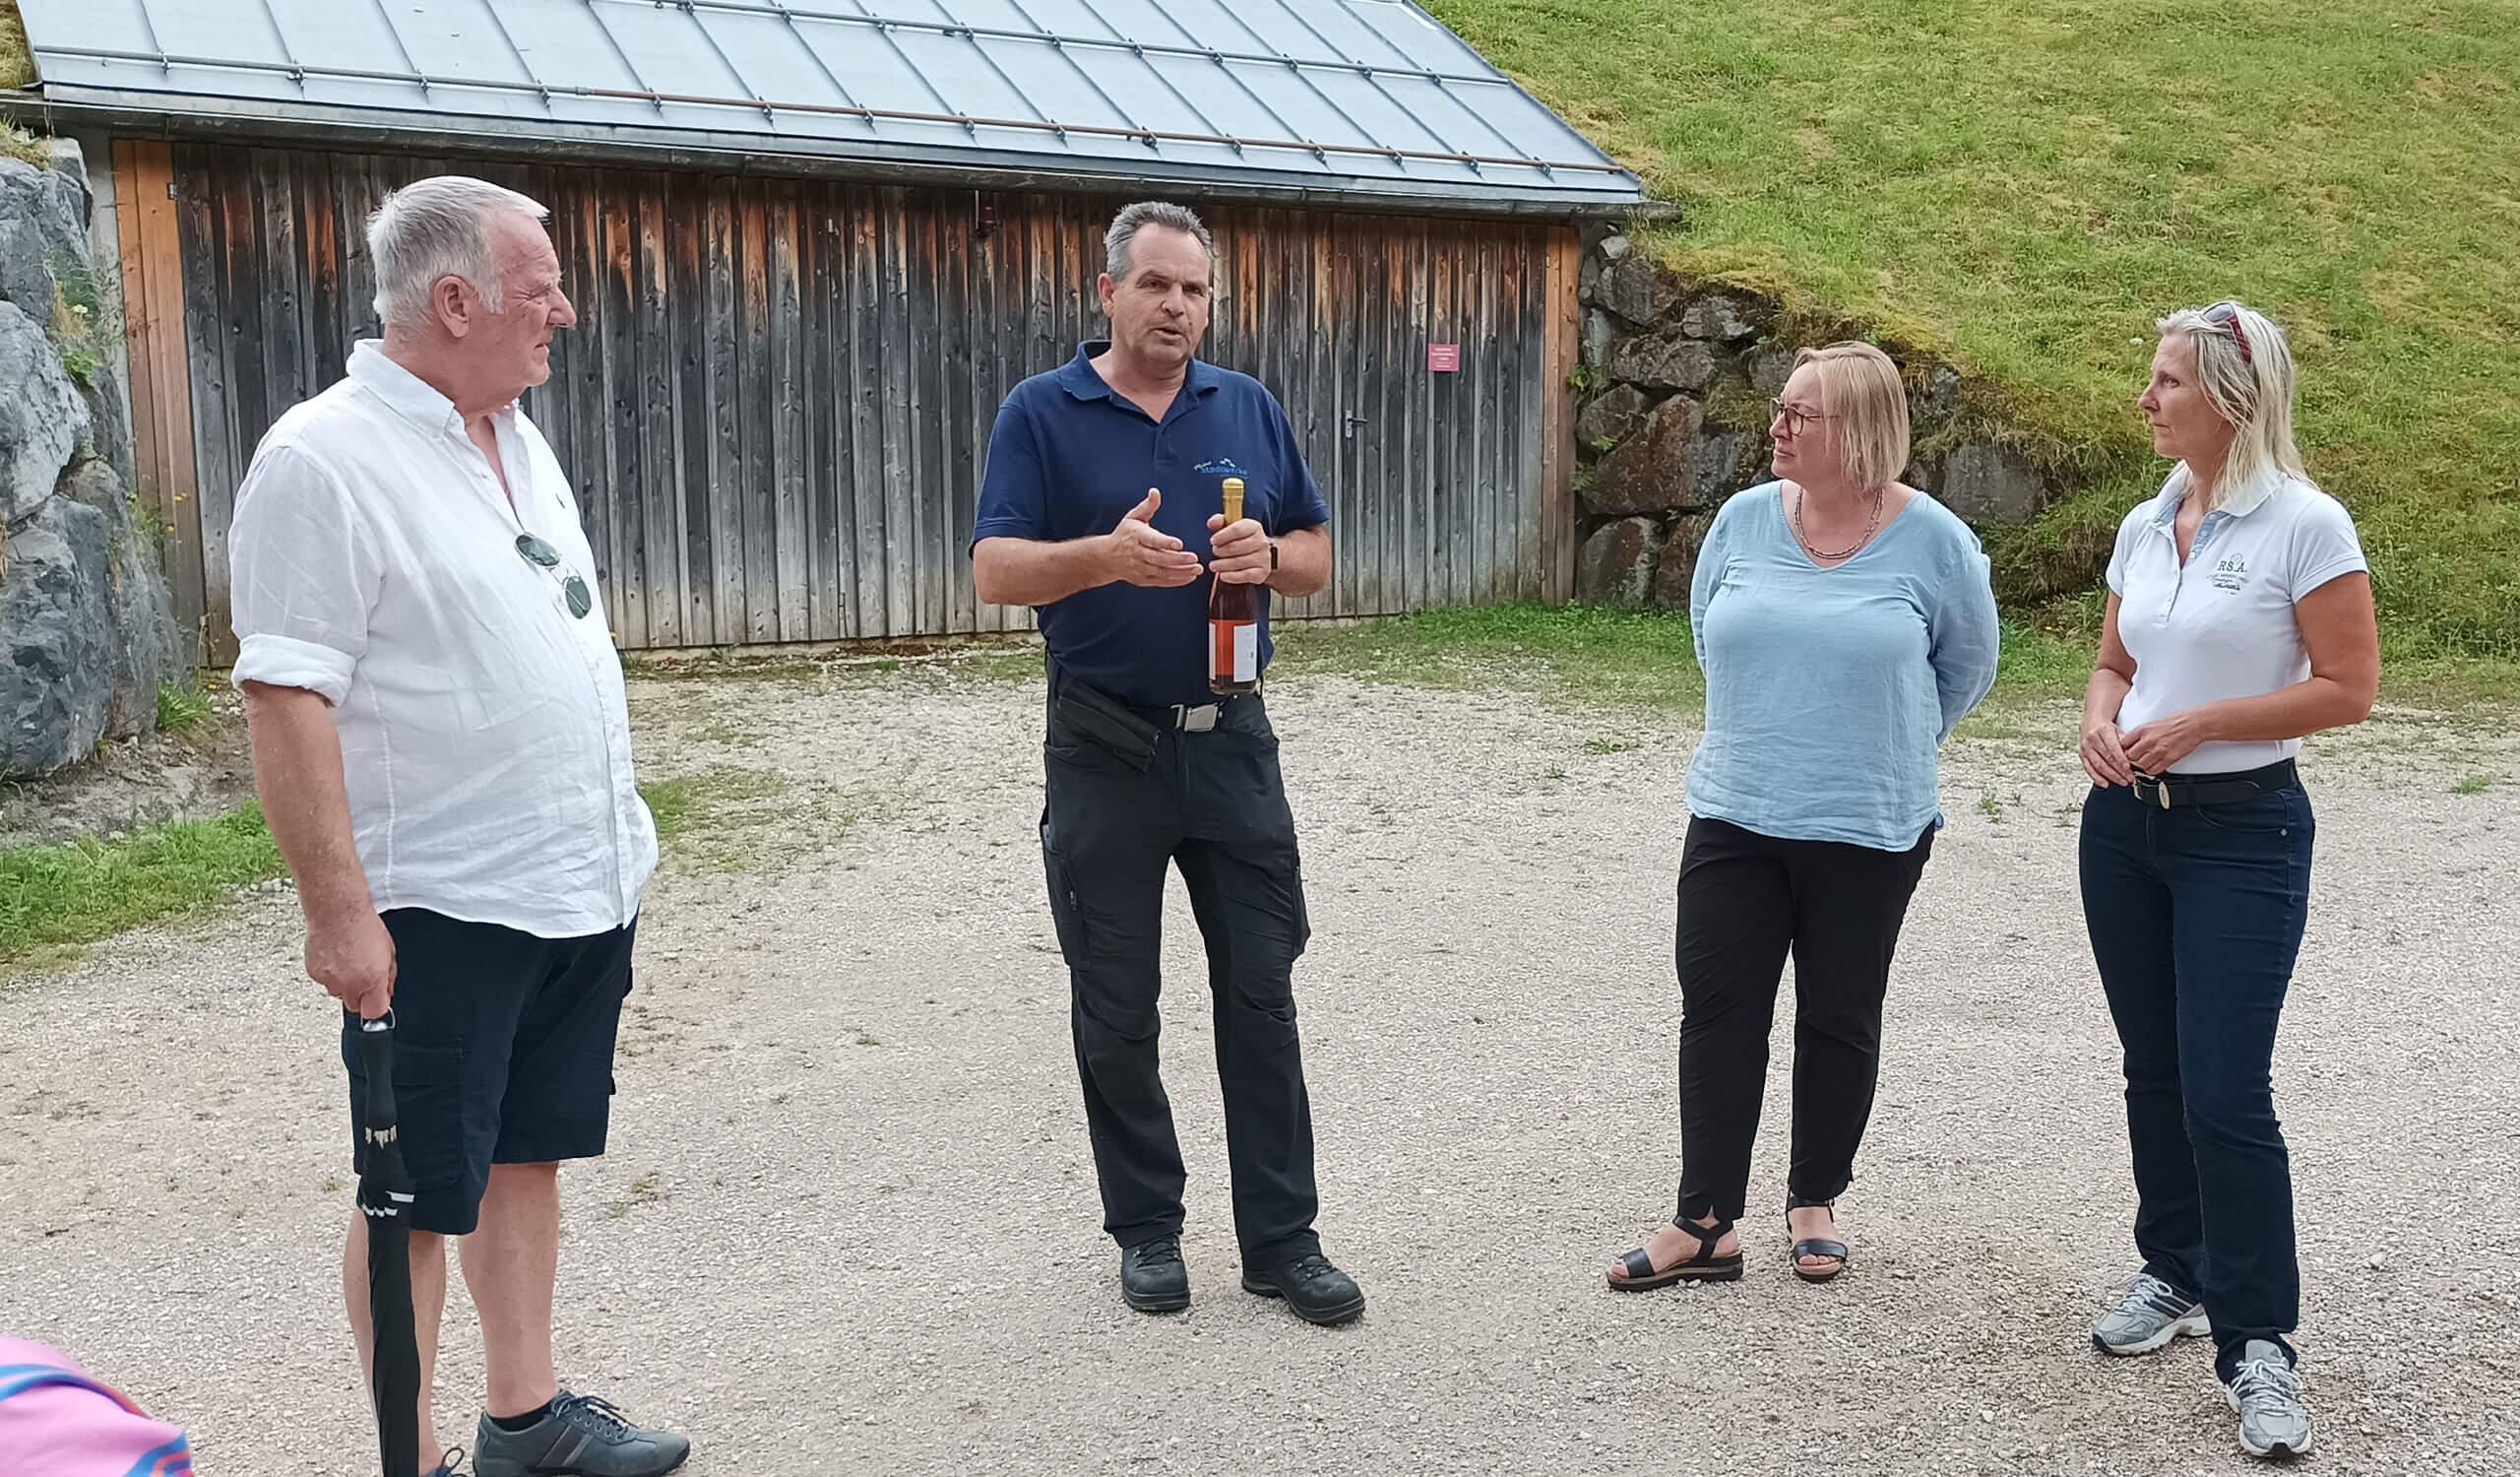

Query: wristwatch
left=1268, top=539, right=1280, bottom=572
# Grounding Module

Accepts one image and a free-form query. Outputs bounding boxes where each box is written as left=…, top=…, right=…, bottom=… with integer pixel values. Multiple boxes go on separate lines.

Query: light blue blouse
left=1685, top=482, right=2001, bottom=851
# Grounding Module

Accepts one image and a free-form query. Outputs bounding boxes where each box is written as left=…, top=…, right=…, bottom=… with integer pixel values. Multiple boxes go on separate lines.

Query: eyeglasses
left=1769, top=397, right=1834, bottom=435
left=514, top=533, right=593, bottom=619
left=2203, top=300, right=2254, bottom=365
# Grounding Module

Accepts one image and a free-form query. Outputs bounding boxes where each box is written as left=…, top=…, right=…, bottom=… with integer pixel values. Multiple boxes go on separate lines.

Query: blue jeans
left=2079, top=780, right=2313, bottom=1379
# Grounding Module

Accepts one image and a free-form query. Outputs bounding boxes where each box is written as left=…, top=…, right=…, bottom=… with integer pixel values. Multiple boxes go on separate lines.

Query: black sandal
left=1607, top=1215, right=1743, bottom=1289
left=1785, top=1194, right=1848, bottom=1282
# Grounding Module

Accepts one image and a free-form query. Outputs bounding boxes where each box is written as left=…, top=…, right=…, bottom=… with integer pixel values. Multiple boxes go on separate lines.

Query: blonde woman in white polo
left=2076, top=301, right=2378, bottom=1460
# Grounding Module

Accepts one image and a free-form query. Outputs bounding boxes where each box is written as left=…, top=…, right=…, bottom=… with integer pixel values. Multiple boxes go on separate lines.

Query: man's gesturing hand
left=308, top=906, right=397, bottom=1020
left=1105, top=488, right=1203, bottom=588
left=1207, top=514, right=1273, bottom=586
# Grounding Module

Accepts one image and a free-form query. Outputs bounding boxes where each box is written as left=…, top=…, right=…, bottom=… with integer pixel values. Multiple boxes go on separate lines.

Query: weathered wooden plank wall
left=158, top=140, right=1572, bottom=655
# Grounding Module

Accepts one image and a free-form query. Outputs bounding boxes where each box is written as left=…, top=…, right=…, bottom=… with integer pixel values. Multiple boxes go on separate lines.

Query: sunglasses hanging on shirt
left=514, top=534, right=594, bottom=619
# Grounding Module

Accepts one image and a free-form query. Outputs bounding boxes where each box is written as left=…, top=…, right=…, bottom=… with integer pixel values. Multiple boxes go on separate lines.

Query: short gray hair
left=369, top=175, right=549, bottom=329
left=1104, top=201, right=1213, bottom=284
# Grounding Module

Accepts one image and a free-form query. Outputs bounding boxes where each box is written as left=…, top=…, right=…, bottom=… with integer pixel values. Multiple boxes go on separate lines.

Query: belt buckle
left=2133, top=773, right=2172, bottom=809
left=1180, top=704, right=1219, bottom=733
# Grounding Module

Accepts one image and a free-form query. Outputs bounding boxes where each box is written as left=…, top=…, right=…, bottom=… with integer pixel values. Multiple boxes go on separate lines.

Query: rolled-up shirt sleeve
left=228, top=441, right=378, bottom=705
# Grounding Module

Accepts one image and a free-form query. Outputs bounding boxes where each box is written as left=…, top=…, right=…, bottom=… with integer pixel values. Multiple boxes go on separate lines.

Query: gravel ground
left=3, top=663, right=2515, bottom=1476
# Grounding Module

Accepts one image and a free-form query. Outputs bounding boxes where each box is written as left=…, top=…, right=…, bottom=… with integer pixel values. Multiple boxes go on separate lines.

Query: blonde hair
left=1794, top=343, right=1911, bottom=491
left=2155, top=300, right=2305, bottom=508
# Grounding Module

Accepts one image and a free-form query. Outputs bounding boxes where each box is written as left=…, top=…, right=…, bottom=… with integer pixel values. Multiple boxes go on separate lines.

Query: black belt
left=1125, top=694, right=1248, bottom=732
left=2128, top=758, right=2298, bottom=809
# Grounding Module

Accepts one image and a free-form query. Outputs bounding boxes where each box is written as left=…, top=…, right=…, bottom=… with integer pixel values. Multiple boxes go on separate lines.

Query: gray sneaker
left=2225, top=1341, right=2314, bottom=1458
left=472, top=1390, right=690, bottom=1477
left=2091, top=1271, right=2210, bottom=1356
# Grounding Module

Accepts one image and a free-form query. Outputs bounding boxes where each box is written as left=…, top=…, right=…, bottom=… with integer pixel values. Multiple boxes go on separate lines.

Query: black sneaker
left=472, top=1390, right=690, bottom=1477
left=1241, top=1251, right=1364, bottom=1326
left=1120, top=1236, right=1191, bottom=1313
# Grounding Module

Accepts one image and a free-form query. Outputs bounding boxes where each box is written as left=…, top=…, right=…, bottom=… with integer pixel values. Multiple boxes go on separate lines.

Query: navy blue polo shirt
left=971, top=341, right=1331, bottom=708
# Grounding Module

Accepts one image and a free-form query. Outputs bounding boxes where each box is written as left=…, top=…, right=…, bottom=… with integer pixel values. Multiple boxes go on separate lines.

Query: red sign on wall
left=1426, top=343, right=1461, bottom=372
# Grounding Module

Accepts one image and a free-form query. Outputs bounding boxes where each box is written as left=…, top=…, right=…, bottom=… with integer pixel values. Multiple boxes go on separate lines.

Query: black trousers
left=1039, top=671, right=1319, bottom=1260
left=1673, top=816, right=1933, bottom=1224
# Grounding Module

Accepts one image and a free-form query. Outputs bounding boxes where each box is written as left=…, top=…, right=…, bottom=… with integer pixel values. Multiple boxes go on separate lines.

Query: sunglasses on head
left=2203, top=300, right=2254, bottom=365
left=514, top=533, right=594, bottom=619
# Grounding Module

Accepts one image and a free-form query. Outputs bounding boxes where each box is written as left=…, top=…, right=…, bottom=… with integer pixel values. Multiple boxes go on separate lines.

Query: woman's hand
left=2121, top=708, right=2213, bottom=775
left=2080, top=717, right=2136, bottom=788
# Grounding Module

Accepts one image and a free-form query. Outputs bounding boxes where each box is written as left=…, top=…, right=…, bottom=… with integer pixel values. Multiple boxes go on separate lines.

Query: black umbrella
left=356, top=1012, right=422, bottom=1477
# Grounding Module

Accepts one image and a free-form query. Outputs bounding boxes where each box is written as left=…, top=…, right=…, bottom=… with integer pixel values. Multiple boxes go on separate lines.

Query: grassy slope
left=1427, top=0, right=2520, bottom=657
left=0, top=0, right=27, bottom=91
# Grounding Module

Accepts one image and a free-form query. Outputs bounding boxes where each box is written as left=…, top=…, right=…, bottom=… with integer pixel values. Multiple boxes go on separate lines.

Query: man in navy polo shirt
left=971, top=201, right=1361, bottom=1326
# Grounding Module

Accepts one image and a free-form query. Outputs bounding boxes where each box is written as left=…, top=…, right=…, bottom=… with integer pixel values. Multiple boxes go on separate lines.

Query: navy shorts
left=344, top=908, right=638, bottom=1236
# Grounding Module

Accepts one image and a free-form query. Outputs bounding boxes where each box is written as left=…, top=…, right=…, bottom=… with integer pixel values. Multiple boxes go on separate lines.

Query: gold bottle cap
left=1222, top=476, right=1245, bottom=523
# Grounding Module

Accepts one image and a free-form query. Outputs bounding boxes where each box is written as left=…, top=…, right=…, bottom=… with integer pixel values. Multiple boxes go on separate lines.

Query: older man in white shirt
left=232, top=176, right=686, bottom=1477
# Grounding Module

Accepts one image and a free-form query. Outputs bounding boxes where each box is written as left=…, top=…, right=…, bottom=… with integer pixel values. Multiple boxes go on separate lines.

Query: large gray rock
left=1679, top=290, right=1767, bottom=342
left=1587, top=396, right=1701, bottom=514
left=1651, top=512, right=1716, bottom=610
left=0, top=216, right=54, bottom=323
left=1575, top=516, right=1660, bottom=607
left=61, top=459, right=181, bottom=738
left=1602, top=330, right=1717, bottom=394
left=1584, top=397, right=1750, bottom=515
left=1909, top=364, right=1963, bottom=430
left=44, top=138, right=93, bottom=224
left=1580, top=309, right=1616, bottom=370
left=78, top=359, right=136, bottom=488
left=0, top=494, right=112, bottom=775
left=1746, top=344, right=1796, bottom=396
left=0, top=301, right=88, bottom=524
left=0, top=158, right=89, bottom=322
left=1937, top=440, right=2048, bottom=525
left=1574, top=383, right=1652, bottom=454
left=1596, top=255, right=1666, bottom=327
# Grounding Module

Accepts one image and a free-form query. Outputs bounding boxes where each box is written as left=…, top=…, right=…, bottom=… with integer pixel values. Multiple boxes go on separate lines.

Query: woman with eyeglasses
left=2077, top=302, right=2376, bottom=1459
left=1605, top=342, right=1997, bottom=1292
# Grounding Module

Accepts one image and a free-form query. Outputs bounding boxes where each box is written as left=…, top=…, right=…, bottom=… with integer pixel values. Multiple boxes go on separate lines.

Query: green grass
left=155, top=681, right=210, bottom=734
left=1428, top=0, right=2520, bottom=657
left=0, top=1, right=32, bottom=92
left=0, top=803, right=284, bottom=970
left=0, top=772, right=823, bottom=971
left=1279, top=601, right=2096, bottom=708
left=2451, top=773, right=2494, bottom=796
left=1278, top=601, right=2519, bottom=712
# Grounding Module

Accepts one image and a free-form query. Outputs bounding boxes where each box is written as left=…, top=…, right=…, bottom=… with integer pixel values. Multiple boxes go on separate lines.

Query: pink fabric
left=0, top=1338, right=192, bottom=1477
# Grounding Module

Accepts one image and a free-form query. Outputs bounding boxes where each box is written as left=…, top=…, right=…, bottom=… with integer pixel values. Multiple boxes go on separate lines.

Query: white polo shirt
left=2106, top=464, right=2367, bottom=775
left=229, top=341, right=657, bottom=937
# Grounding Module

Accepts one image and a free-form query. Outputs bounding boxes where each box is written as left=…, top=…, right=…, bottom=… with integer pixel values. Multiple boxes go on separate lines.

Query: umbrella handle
left=356, top=1010, right=400, bottom=1144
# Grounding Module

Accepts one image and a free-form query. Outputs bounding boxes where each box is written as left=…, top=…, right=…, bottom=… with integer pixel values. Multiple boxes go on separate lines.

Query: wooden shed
left=10, top=0, right=1644, bottom=663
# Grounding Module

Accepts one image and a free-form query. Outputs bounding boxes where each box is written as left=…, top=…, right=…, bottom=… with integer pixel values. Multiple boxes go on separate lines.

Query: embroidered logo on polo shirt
left=2212, top=555, right=2249, bottom=593
left=1195, top=459, right=1251, bottom=478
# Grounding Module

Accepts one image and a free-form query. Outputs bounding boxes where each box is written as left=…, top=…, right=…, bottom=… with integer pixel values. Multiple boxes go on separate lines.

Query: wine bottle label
left=1213, top=618, right=1257, bottom=682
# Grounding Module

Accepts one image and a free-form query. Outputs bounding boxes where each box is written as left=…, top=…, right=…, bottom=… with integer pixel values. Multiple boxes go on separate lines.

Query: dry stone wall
left=1571, top=232, right=2056, bottom=608
left=0, top=143, right=180, bottom=776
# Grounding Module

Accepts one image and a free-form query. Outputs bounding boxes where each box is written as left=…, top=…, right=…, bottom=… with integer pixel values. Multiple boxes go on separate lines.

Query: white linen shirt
left=228, top=341, right=657, bottom=937
left=2106, top=464, right=2368, bottom=775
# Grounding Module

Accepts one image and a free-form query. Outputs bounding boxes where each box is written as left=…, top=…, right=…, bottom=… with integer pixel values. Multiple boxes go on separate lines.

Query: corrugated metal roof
left=16, top=0, right=1645, bottom=210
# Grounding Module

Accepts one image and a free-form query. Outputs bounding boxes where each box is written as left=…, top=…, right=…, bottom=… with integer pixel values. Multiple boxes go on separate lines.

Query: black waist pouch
left=1050, top=673, right=1162, bottom=772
